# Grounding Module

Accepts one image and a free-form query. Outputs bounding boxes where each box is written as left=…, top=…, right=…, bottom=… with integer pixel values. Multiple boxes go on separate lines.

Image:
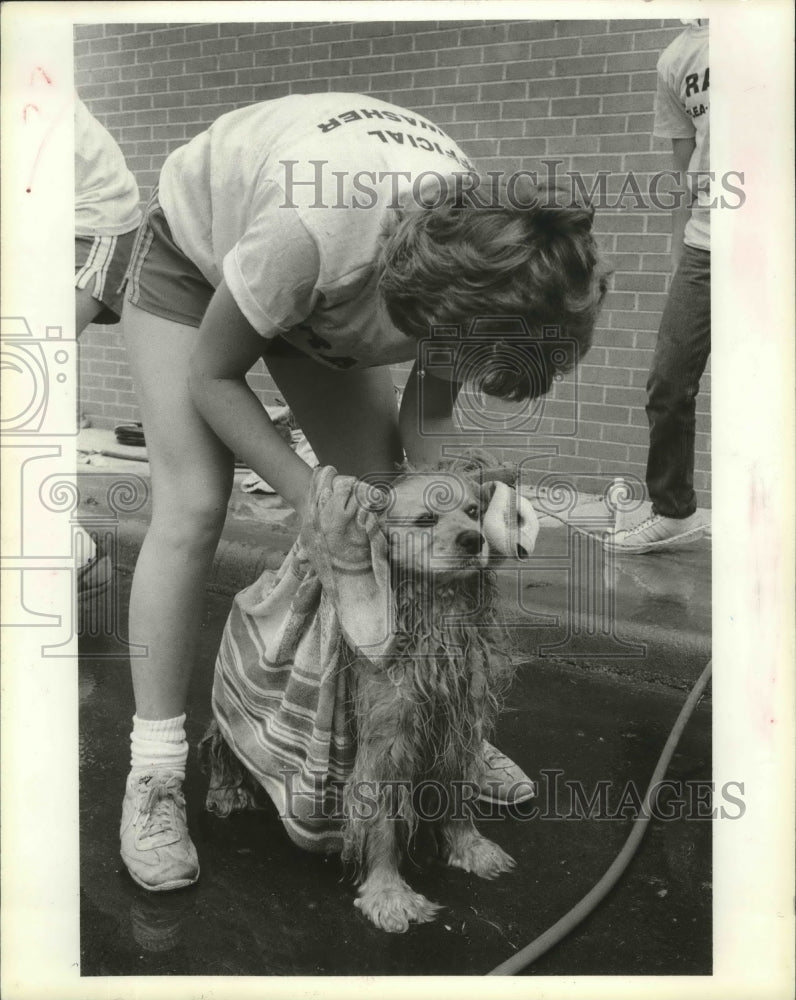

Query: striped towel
left=212, top=466, right=394, bottom=854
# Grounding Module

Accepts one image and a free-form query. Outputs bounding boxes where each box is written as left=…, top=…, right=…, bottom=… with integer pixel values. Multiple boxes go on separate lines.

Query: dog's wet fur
left=202, top=470, right=517, bottom=933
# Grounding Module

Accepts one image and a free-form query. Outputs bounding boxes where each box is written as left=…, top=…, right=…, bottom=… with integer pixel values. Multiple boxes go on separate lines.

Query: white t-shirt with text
left=158, top=94, right=478, bottom=370
left=653, top=24, right=710, bottom=252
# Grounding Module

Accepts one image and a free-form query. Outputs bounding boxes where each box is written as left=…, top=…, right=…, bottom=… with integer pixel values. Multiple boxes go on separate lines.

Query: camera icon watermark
left=0, top=316, right=77, bottom=436
left=0, top=315, right=144, bottom=655
left=417, top=317, right=580, bottom=438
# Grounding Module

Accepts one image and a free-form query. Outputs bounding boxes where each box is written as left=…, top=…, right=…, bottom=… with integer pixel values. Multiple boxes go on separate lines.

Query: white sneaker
left=120, top=771, right=199, bottom=891
left=604, top=511, right=706, bottom=555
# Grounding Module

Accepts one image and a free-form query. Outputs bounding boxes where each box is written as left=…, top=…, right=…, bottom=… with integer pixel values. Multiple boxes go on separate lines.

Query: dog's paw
left=446, top=834, right=516, bottom=880
left=205, top=784, right=261, bottom=817
left=355, top=884, right=441, bottom=934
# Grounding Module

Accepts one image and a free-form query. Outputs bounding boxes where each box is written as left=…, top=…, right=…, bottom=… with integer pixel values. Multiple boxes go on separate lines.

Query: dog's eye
left=464, top=505, right=479, bottom=520
left=413, top=513, right=439, bottom=526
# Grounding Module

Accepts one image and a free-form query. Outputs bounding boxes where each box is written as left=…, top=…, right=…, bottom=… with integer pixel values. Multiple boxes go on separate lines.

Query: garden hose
left=487, top=658, right=713, bottom=975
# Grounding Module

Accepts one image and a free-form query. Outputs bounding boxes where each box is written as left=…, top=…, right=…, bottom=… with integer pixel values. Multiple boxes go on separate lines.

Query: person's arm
left=398, top=361, right=461, bottom=468
left=670, top=136, right=697, bottom=273
left=188, top=280, right=313, bottom=518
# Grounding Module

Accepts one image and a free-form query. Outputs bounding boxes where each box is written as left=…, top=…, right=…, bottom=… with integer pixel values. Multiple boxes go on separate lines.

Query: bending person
left=119, top=93, right=609, bottom=891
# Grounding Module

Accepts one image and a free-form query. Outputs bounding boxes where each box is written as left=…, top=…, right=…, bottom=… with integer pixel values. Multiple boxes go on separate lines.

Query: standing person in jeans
left=608, top=19, right=710, bottom=553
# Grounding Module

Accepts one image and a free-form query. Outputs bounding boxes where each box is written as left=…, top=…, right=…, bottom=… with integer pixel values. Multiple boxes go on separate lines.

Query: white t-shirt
left=653, top=23, right=710, bottom=252
left=157, top=94, right=478, bottom=369
left=75, top=98, right=141, bottom=237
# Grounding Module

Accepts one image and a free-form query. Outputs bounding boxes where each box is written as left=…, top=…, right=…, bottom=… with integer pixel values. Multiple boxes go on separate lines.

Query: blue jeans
left=645, top=245, right=711, bottom=519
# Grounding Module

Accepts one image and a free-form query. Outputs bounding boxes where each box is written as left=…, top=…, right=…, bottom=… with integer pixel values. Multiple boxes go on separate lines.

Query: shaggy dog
left=203, top=469, right=519, bottom=934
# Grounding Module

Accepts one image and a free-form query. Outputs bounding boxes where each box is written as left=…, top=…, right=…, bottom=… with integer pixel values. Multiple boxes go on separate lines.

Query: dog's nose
left=456, top=530, right=485, bottom=554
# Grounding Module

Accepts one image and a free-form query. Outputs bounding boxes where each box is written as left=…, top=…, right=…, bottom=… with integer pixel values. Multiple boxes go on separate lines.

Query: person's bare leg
left=122, top=300, right=234, bottom=718
left=74, top=288, right=103, bottom=586
left=75, top=286, right=104, bottom=336
left=119, top=300, right=235, bottom=890
left=263, top=355, right=403, bottom=477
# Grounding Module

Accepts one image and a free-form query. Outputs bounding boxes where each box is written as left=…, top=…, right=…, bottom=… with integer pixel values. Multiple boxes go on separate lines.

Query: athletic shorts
left=122, top=189, right=304, bottom=358
left=75, top=230, right=138, bottom=325
left=123, top=189, right=214, bottom=329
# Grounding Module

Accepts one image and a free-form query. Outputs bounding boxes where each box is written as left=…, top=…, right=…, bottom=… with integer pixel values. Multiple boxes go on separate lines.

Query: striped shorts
left=74, top=229, right=137, bottom=325
left=122, top=189, right=215, bottom=329
left=122, top=189, right=306, bottom=359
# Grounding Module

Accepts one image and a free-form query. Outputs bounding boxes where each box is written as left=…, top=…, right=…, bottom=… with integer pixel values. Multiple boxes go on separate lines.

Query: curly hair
left=379, top=179, right=611, bottom=401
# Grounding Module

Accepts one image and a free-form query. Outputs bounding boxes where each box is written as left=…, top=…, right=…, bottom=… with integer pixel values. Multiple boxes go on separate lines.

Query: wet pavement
left=76, top=432, right=712, bottom=976
left=79, top=570, right=712, bottom=977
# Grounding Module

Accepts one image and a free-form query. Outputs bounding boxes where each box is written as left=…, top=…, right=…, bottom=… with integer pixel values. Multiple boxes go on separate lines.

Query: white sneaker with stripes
left=605, top=511, right=707, bottom=554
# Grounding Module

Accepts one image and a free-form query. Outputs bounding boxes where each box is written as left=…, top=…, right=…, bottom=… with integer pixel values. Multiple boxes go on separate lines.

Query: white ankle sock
left=130, top=714, right=188, bottom=779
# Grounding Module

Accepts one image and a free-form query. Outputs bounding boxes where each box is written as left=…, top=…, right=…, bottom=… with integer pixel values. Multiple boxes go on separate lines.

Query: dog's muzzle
left=456, top=529, right=486, bottom=555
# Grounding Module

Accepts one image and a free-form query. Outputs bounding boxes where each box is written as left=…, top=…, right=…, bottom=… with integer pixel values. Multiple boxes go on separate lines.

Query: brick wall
left=75, top=19, right=711, bottom=505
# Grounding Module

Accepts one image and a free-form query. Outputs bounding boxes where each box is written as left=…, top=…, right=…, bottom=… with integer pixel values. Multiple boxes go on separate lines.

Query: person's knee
left=149, top=488, right=229, bottom=552
left=647, top=375, right=698, bottom=407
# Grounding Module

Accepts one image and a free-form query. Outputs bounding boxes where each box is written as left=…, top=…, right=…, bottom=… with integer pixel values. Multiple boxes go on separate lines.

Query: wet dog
left=203, top=469, right=522, bottom=933
left=342, top=470, right=517, bottom=932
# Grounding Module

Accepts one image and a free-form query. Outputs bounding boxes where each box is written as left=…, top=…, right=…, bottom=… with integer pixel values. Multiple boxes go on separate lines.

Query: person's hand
left=316, top=475, right=373, bottom=568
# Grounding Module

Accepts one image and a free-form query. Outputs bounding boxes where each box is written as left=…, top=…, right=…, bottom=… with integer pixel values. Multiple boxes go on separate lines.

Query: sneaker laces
left=136, top=775, right=184, bottom=838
